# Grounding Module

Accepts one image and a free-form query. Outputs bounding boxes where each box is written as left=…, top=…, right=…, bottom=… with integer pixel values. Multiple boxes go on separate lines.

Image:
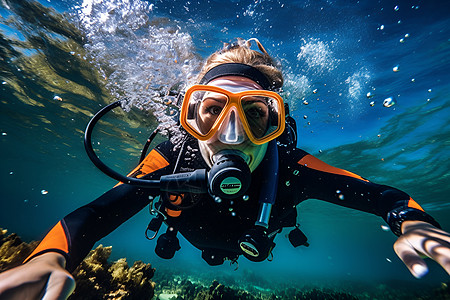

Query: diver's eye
left=245, top=107, right=267, bottom=119
left=205, top=105, right=223, bottom=115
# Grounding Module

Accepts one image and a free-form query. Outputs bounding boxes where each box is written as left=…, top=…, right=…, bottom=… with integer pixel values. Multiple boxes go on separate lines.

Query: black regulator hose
left=84, top=100, right=245, bottom=196
left=140, top=128, right=159, bottom=164
left=84, top=100, right=161, bottom=188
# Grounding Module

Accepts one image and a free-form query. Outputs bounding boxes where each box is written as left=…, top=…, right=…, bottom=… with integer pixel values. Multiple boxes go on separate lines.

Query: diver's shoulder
left=154, top=135, right=198, bottom=160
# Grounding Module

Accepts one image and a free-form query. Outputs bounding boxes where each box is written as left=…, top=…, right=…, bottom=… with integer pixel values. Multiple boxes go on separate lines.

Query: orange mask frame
left=180, top=85, right=285, bottom=145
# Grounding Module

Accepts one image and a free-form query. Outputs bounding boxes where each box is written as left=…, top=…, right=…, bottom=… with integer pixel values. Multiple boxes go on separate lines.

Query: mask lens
left=241, top=95, right=280, bottom=140
left=186, top=89, right=229, bottom=136
left=182, top=86, right=284, bottom=144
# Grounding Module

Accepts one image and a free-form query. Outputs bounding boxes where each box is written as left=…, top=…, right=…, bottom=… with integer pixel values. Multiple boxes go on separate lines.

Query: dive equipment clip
left=145, top=198, right=166, bottom=240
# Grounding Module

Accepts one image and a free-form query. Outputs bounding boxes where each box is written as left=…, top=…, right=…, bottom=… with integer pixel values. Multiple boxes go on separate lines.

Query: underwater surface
left=0, top=0, right=449, bottom=298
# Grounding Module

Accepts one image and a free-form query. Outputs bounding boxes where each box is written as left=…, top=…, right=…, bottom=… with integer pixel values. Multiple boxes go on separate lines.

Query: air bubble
left=383, top=97, right=395, bottom=107
left=381, top=225, right=390, bottom=232
left=215, top=196, right=222, bottom=203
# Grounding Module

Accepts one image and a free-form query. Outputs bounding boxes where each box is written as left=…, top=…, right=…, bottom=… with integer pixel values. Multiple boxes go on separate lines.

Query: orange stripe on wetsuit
left=115, top=149, right=170, bottom=187
left=23, top=221, right=69, bottom=263
left=299, top=155, right=425, bottom=212
left=407, top=197, right=424, bottom=211
left=298, top=154, right=369, bottom=182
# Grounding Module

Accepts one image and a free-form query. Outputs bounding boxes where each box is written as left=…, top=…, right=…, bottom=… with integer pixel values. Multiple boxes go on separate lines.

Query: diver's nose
left=218, top=108, right=247, bottom=144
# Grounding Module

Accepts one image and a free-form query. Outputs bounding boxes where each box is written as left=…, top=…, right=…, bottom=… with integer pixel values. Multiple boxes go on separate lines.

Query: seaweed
left=0, top=229, right=156, bottom=300
left=0, top=228, right=39, bottom=271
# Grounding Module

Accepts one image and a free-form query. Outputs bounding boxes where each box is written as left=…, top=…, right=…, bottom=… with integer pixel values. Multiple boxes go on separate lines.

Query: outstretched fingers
left=395, top=222, right=450, bottom=278
left=394, top=235, right=429, bottom=278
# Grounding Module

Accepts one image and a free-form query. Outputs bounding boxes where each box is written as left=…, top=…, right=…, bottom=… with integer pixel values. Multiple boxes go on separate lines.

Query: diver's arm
left=0, top=146, right=172, bottom=300
left=293, top=152, right=440, bottom=230
left=293, top=151, right=450, bottom=278
left=23, top=182, right=157, bottom=272
left=23, top=147, right=172, bottom=272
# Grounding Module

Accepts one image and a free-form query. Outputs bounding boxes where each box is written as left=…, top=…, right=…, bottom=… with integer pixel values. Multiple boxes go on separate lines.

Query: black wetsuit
left=24, top=136, right=439, bottom=272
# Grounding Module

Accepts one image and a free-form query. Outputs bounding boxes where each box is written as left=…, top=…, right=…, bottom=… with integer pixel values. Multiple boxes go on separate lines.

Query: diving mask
left=180, top=83, right=285, bottom=145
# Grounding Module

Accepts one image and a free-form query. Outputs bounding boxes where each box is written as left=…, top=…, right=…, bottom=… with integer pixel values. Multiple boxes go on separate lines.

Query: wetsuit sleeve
left=23, top=144, right=172, bottom=272
left=291, top=151, right=440, bottom=236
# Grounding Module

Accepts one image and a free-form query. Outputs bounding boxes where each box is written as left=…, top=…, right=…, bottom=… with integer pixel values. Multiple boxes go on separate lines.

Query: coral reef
left=1, top=228, right=450, bottom=300
left=153, top=270, right=450, bottom=300
left=195, top=280, right=257, bottom=300
left=274, top=287, right=358, bottom=300
left=0, top=228, right=39, bottom=271
left=0, top=229, right=155, bottom=300
left=421, top=282, right=450, bottom=300
left=69, top=245, right=156, bottom=300
left=155, top=277, right=365, bottom=300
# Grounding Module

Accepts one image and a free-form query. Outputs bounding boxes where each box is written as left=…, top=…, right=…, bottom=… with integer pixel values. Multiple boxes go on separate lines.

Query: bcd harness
left=143, top=103, right=309, bottom=266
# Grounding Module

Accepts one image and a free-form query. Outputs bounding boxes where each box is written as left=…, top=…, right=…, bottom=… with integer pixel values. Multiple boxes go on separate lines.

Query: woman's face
left=196, top=91, right=270, bottom=140
left=197, top=76, right=269, bottom=172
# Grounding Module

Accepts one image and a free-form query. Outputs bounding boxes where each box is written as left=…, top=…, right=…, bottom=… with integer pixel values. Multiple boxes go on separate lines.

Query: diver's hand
left=394, top=220, right=450, bottom=278
left=0, top=252, right=75, bottom=300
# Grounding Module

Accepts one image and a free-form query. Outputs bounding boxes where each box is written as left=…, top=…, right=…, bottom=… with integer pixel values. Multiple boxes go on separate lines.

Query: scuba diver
left=0, top=38, right=449, bottom=300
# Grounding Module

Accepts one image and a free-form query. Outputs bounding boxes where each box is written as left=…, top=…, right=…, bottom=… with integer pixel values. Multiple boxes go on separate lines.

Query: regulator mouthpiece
left=208, top=153, right=251, bottom=199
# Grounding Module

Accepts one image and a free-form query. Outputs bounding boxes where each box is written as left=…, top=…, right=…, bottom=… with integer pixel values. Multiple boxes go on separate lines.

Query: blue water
left=1, top=0, right=449, bottom=296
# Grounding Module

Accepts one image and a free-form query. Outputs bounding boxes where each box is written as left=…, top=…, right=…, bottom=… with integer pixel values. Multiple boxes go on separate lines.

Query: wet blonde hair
left=197, top=38, right=283, bottom=90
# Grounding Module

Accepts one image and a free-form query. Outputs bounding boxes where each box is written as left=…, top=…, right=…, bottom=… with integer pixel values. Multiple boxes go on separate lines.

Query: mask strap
left=198, top=63, right=273, bottom=90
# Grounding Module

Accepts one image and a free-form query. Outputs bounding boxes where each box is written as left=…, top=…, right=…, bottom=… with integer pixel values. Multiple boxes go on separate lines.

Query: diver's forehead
left=207, top=76, right=263, bottom=92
